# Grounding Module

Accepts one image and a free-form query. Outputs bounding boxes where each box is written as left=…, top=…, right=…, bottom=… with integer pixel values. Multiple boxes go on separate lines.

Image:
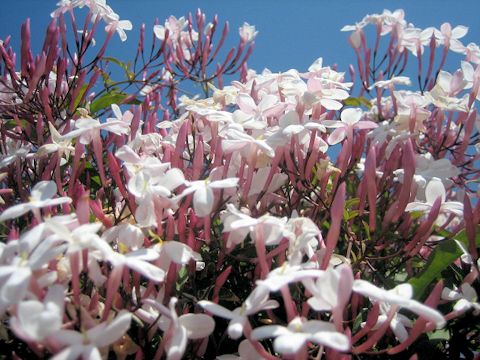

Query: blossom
left=234, top=92, right=286, bottom=130
left=435, top=23, right=468, bottom=53
left=177, top=175, right=238, bottom=217
left=0, top=224, right=63, bottom=312
left=442, top=283, right=480, bottom=314
left=222, top=125, right=275, bottom=159
left=352, top=281, right=446, bottom=329
left=0, top=138, right=32, bottom=169
left=199, top=285, right=278, bottom=339
left=36, top=123, right=83, bottom=164
left=368, top=76, right=412, bottom=90
left=10, top=285, right=65, bottom=342
left=303, top=264, right=353, bottom=314
left=94, top=237, right=165, bottom=282
left=323, top=108, right=377, bottom=145
left=251, top=316, right=350, bottom=354
left=256, top=262, right=324, bottom=292
left=46, top=218, right=104, bottom=255
left=104, top=13, right=133, bottom=42
left=239, top=23, right=258, bottom=42
left=142, top=297, right=214, bottom=360
left=405, top=177, right=464, bottom=223
left=0, top=181, right=71, bottom=222
left=49, top=310, right=132, bottom=360
left=425, top=70, right=469, bottom=111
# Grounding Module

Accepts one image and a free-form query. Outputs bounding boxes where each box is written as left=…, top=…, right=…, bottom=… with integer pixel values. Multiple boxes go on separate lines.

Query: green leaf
left=104, top=57, right=135, bottom=81
left=5, top=119, right=30, bottom=130
left=409, top=239, right=462, bottom=299
left=344, top=97, right=372, bottom=109
left=90, top=91, right=128, bottom=114
left=72, top=84, right=89, bottom=110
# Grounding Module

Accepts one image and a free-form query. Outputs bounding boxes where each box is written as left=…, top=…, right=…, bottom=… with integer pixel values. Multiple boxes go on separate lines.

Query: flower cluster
left=0, top=2, right=479, bottom=359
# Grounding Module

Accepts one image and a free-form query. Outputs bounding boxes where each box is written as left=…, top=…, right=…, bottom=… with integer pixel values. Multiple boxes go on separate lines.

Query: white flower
left=0, top=139, right=31, bottom=169
left=352, top=281, right=446, bottom=329
left=256, top=262, right=324, bottom=292
left=49, top=310, right=132, bottom=360
left=10, top=285, right=65, bottom=342
left=405, top=177, right=464, bottom=224
left=95, top=239, right=165, bottom=282
left=368, top=76, right=412, bottom=90
left=177, top=175, right=238, bottom=217
left=142, top=297, right=214, bottom=360
left=0, top=181, right=71, bottom=222
left=199, top=286, right=278, bottom=340
left=239, top=23, right=258, bottom=42
left=323, top=108, right=377, bottom=145
left=251, top=316, right=350, bottom=354
left=442, top=283, right=480, bottom=314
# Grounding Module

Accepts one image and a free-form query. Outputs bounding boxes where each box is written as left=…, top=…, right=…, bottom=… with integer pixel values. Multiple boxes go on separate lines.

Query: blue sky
left=1, top=0, right=479, bottom=79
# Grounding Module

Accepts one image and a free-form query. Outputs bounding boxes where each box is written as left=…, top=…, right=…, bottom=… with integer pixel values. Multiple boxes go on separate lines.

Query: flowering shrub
left=0, top=2, right=479, bottom=359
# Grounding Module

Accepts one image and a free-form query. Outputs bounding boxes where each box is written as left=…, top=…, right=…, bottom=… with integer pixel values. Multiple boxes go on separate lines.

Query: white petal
left=163, top=241, right=198, bottom=265
left=425, top=178, right=446, bottom=204
left=193, top=184, right=214, bottom=217
left=274, top=333, right=307, bottom=354
left=31, top=181, right=57, bottom=201
left=198, top=301, right=235, bottom=320
left=90, top=311, right=132, bottom=347
left=179, top=313, right=215, bottom=339
left=251, top=325, right=290, bottom=340
left=237, top=93, right=257, bottom=114
left=451, top=25, right=468, bottom=39
left=309, top=331, right=350, bottom=351
left=127, top=258, right=165, bottom=282
left=0, top=203, right=31, bottom=221
left=167, top=326, right=187, bottom=360
left=111, top=104, right=122, bottom=120
left=407, top=301, right=446, bottom=328
left=209, top=178, right=239, bottom=189
left=341, top=108, right=363, bottom=125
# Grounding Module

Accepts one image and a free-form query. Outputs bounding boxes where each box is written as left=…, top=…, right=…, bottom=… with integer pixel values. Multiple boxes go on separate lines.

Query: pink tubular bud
left=321, top=182, right=346, bottom=269
left=211, top=21, right=229, bottom=61
left=21, top=19, right=33, bottom=77
left=365, top=146, right=378, bottom=231
left=464, top=195, right=478, bottom=262
left=212, top=266, right=232, bottom=303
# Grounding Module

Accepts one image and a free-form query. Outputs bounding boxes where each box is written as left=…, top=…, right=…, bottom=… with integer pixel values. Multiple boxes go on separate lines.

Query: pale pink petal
left=328, top=128, right=347, bottom=145
left=237, top=93, right=257, bottom=114
left=355, top=121, right=378, bottom=130
left=228, top=316, right=246, bottom=339
left=390, top=318, right=409, bottom=342
left=320, top=98, right=343, bottom=110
